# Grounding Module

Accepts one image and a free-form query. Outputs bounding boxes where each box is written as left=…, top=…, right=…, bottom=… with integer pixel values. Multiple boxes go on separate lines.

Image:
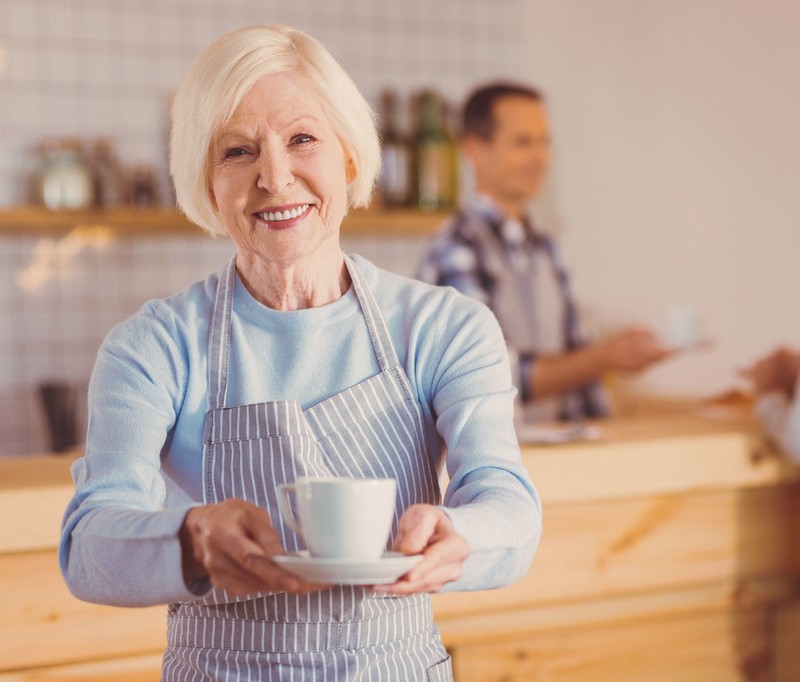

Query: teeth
left=259, top=204, right=309, bottom=222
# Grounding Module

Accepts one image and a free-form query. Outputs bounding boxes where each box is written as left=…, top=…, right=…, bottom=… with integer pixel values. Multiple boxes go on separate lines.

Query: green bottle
left=378, top=90, right=412, bottom=208
left=413, top=90, right=457, bottom=211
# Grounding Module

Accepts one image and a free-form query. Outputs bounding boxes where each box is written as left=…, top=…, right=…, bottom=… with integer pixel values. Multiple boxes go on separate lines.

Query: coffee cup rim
left=293, top=476, right=395, bottom=484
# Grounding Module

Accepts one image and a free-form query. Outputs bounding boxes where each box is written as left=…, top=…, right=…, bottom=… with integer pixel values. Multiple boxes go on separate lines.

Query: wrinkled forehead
left=215, top=71, right=326, bottom=138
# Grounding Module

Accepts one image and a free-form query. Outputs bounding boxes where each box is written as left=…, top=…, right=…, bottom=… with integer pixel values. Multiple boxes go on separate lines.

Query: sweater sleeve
left=424, top=295, right=542, bottom=592
left=59, top=303, right=210, bottom=606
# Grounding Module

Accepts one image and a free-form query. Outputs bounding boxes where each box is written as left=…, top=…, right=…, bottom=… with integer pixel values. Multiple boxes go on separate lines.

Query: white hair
left=170, top=24, right=380, bottom=236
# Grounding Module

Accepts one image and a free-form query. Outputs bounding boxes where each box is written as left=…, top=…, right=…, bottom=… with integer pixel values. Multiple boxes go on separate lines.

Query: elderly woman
left=59, top=24, right=540, bottom=681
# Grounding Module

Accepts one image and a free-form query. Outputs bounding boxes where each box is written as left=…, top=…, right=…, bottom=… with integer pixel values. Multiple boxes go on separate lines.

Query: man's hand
left=532, top=325, right=673, bottom=398
left=600, top=326, right=673, bottom=373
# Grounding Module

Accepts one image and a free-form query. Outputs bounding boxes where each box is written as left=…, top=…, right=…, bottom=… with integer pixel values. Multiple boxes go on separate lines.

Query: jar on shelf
left=33, top=138, right=95, bottom=210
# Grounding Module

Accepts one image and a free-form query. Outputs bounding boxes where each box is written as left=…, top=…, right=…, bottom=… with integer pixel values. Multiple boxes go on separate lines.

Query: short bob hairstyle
left=170, top=24, right=381, bottom=237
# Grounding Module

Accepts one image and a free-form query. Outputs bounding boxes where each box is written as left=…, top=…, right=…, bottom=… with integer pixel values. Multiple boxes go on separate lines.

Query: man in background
left=418, top=82, right=670, bottom=421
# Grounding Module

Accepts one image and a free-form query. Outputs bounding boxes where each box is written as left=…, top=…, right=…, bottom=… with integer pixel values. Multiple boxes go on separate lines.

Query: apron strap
left=207, top=255, right=237, bottom=411
left=344, top=254, right=399, bottom=371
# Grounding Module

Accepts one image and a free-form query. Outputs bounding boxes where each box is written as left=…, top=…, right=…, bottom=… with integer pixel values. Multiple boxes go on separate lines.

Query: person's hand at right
left=600, top=326, right=673, bottom=373
left=179, top=499, right=328, bottom=596
left=740, top=347, right=800, bottom=398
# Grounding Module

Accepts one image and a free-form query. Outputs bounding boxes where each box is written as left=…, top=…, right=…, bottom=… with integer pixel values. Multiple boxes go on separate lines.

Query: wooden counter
left=439, top=410, right=800, bottom=681
left=2, top=410, right=799, bottom=681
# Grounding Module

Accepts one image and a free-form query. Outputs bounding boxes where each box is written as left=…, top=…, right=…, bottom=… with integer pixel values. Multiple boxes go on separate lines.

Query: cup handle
left=277, top=483, right=303, bottom=537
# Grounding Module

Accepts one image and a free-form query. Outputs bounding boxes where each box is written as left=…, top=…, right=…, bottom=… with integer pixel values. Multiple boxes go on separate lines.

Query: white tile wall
left=1, top=0, right=525, bottom=205
left=0, top=0, right=525, bottom=455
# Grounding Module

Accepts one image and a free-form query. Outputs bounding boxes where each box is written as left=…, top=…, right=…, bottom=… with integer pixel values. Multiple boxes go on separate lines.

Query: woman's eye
left=224, top=147, right=248, bottom=159
left=291, top=134, right=314, bottom=145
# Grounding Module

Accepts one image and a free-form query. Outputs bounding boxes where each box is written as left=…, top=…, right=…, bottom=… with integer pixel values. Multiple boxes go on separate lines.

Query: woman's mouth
left=254, top=203, right=312, bottom=230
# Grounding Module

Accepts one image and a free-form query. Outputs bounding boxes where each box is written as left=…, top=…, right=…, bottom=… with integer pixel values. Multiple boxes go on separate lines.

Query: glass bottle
left=89, top=138, right=126, bottom=208
left=377, top=90, right=412, bottom=208
left=129, top=165, right=159, bottom=207
left=412, top=90, right=457, bottom=211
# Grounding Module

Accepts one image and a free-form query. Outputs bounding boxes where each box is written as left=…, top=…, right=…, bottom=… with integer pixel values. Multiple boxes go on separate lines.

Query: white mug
left=277, top=477, right=397, bottom=560
left=662, top=305, right=700, bottom=350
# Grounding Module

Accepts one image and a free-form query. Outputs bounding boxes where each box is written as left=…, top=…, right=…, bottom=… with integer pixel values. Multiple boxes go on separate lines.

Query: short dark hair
left=463, top=82, right=543, bottom=140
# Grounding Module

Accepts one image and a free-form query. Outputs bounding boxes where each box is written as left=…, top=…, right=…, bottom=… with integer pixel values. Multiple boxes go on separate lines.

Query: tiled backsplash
left=0, top=232, right=430, bottom=455
left=0, top=0, right=524, bottom=206
left=0, top=0, right=525, bottom=454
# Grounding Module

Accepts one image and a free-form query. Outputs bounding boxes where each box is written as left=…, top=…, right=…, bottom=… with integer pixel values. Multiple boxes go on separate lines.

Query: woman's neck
left=235, top=247, right=351, bottom=311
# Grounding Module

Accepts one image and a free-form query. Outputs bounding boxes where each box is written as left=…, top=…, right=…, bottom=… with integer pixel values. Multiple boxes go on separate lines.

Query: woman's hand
left=180, top=499, right=327, bottom=595
left=372, top=504, right=469, bottom=595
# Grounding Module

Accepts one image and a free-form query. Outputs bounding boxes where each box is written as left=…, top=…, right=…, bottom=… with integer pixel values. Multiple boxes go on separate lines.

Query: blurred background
left=1, top=0, right=799, bottom=455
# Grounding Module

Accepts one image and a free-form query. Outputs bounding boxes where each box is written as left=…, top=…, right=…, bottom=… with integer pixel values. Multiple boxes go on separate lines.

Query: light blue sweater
left=60, top=254, right=541, bottom=607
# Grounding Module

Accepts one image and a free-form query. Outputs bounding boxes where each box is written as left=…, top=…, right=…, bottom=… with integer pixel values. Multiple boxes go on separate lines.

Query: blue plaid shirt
left=418, top=200, right=608, bottom=419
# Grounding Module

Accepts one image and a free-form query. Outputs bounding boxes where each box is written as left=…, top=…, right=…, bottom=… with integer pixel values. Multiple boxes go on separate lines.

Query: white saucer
left=272, top=551, right=423, bottom=585
left=515, top=422, right=602, bottom=445
left=664, top=338, right=715, bottom=354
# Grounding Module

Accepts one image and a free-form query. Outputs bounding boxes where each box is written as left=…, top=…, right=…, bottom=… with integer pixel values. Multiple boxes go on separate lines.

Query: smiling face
left=208, top=72, right=355, bottom=268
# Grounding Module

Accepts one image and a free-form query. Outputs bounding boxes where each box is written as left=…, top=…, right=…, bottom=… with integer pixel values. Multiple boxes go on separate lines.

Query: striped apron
left=161, top=255, right=453, bottom=681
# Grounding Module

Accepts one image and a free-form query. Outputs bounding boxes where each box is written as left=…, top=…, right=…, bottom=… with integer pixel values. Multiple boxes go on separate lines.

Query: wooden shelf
left=0, top=206, right=449, bottom=238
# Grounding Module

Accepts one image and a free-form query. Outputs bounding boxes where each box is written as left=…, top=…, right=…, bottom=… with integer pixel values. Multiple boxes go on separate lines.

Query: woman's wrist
left=179, top=509, right=208, bottom=585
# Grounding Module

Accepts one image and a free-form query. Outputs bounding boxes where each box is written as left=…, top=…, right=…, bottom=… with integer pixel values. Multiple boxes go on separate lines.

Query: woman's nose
left=257, top=152, right=294, bottom=193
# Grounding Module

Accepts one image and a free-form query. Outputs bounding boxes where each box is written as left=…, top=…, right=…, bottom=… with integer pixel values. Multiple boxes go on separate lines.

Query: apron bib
left=161, top=255, right=452, bottom=681
left=457, top=209, right=580, bottom=421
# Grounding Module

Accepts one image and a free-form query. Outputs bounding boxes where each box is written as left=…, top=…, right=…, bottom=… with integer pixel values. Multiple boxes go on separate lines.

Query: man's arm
left=420, top=230, right=670, bottom=404
left=530, top=327, right=672, bottom=399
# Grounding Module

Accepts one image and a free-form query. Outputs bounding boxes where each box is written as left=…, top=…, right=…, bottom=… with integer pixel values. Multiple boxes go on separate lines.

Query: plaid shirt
left=417, top=200, right=608, bottom=420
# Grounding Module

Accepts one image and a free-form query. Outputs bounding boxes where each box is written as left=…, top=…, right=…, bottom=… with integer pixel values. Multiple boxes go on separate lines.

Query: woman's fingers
left=180, top=499, right=326, bottom=594
left=392, top=504, right=441, bottom=555
left=206, top=547, right=323, bottom=595
left=375, top=504, right=469, bottom=595
left=379, top=545, right=466, bottom=594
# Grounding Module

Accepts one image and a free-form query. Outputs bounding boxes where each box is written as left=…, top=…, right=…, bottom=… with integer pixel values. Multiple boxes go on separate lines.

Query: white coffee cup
left=277, top=477, right=397, bottom=560
left=662, top=305, right=700, bottom=350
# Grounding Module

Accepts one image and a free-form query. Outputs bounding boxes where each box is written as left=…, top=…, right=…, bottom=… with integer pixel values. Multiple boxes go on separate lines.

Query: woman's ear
left=345, top=156, right=357, bottom=183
